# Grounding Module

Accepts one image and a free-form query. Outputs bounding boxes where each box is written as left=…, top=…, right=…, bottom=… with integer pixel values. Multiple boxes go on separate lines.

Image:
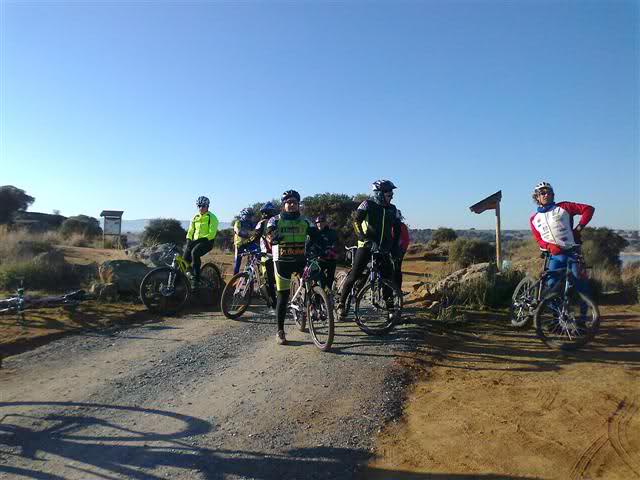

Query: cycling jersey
left=186, top=211, right=218, bottom=241
left=530, top=201, right=594, bottom=252
left=233, top=219, right=256, bottom=247
left=354, top=200, right=401, bottom=252
left=266, top=213, right=316, bottom=262
left=316, top=226, right=338, bottom=260
left=254, top=218, right=272, bottom=254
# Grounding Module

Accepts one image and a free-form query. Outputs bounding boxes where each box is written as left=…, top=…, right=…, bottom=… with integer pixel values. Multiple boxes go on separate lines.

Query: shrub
left=60, top=215, right=102, bottom=239
left=0, top=259, right=83, bottom=291
left=439, top=268, right=524, bottom=309
left=431, top=227, right=457, bottom=244
left=141, top=218, right=187, bottom=247
left=622, top=261, right=640, bottom=303
left=0, top=185, right=35, bottom=224
left=0, top=226, right=56, bottom=262
left=449, top=238, right=494, bottom=268
left=581, top=227, right=628, bottom=271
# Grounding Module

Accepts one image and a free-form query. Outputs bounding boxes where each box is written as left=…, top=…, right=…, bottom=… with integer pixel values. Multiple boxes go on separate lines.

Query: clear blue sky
left=2, top=1, right=638, bottom=229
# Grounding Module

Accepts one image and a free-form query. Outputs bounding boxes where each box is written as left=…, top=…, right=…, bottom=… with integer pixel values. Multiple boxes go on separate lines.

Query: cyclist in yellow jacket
left=184, top=196, right=219, bottom=287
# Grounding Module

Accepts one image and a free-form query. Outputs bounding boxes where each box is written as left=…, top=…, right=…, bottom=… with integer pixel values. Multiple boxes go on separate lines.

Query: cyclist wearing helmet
left=530, top=182, right=594, bottom=292
left=314, top=214, right=338, bottom=290
left=233, top=208, right=259, bottom=274
left=266, top=190, right=319, bottom=345
left=184, top=196, right=219, bottom=287
left=336, top=179, right=401, bottom=320
left=254, top=202, right=279, bottom=308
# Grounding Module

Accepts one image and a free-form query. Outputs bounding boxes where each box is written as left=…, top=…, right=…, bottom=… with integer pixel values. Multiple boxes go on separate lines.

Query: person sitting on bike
left=254, top=201, right=279, bottom=308
left=529, top=181, right=595, bottom=293
left=233, top=208, right=259, bottom=275
left=336, top=179, right=402, bottom=320
left=266, top=190, right=319, bottom=345
left=393, top=210, right=411, bottom=291
left=314, top=214, right=339, bottom=291
left=184, top=196, right=219, bottom=287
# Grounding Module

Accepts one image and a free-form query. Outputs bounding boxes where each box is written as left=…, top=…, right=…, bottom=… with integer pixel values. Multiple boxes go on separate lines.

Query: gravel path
left=0, top=305, right=423, bottom=479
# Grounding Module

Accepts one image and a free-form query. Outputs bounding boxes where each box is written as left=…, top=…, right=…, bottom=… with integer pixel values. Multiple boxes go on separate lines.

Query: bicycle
left=353, top=247, right=403, bottom=336
left=332, top=246, right=361, bottom=319
left=139, top=243, right=223, bottom=315
left=0, top=284, right=86, bottom=325
left=220, top=251, right=275, bottom=319
left=288, top=254, right=335, bottom=351
left=509, top=249, right=552, bottom=329
left=532, top=247, right=600, bottom=350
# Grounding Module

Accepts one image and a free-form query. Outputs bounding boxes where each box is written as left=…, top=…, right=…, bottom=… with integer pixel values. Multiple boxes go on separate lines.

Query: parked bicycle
left=220, top=251, right=275, bottom=319
left=139, top=243, right=223, bottom=315
left=509, top=249, right=552, bottom=329
left=288, top=254, right=335, bottom=351
left=0, top=283, right=86, bottom=325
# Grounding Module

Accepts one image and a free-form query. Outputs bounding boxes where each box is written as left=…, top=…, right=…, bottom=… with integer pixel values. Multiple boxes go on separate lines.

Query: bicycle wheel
left=197, top=263, right=224, bottom=308
left=534, top=290, right=600, bottom=350
left=510, top=275, right=537, bottom=329
left=354, top=278, right=402, bottom=335
left=139, top=267, right=191, bottom=315
left=289, top=275, right=306, bottom=332
left=308, top=285, right=334, bottom=351
left=220, top=272, right=253, bottom=319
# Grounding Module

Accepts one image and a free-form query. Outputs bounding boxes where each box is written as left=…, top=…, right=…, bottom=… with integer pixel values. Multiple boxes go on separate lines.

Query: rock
left=126, top=243, right=178, bottom=267
left=33, top=249, right=67, bottom=266
left=90, top=282, right=119, bottom=301
left=98, top=260, right=151, bottom=294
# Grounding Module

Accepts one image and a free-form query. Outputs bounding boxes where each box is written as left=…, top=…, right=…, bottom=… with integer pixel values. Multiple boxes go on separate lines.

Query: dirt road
left=0, top=306, right=419, bottom=479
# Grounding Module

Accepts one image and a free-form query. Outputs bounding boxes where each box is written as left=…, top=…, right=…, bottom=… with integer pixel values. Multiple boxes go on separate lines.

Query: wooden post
left=495, top=201, right=502, bottom=270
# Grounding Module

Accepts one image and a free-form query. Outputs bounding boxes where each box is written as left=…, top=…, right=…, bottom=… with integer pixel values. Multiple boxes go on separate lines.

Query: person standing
left=184, top=196, right=218, bottom=287
left=314, top=214, right=339, bottom=291
left=254, top=202, right=279, bottom=308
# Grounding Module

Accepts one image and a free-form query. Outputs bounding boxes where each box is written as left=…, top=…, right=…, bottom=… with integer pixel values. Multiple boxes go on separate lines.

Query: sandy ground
left=365, top=306, right=640, bottom=480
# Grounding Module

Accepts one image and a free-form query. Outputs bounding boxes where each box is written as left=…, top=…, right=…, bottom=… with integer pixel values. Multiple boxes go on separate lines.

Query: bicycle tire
left=139, top=266, right=191, bottom=315
left=198, top=263, right=224, bottom=308
left=220, top=272, right=253, bottom=319
left=289, top=275, right=306, bottom=332
left=510, top=275, right=537, bottom=329
left=308, top=285, right=334, bottom=351
left=533, top=290, right=600, bottom=351
left=354, top=278, right=402, bottom=336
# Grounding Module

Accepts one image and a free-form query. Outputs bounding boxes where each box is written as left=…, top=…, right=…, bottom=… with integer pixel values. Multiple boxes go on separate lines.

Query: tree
left=582, top=227, right=628, bottom=270
left=0, top=186, right=35, bottom=224
left=449, top=238, right=494, bottom=268
left=59, top=215, right=103, bottom=238
left=141, top=218, right=187, bottom=246
left=432, top=227, right=458, bottom=244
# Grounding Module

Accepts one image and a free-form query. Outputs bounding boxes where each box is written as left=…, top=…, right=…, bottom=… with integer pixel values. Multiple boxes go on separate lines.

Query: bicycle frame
left=290, top=257, right=322, bottom=309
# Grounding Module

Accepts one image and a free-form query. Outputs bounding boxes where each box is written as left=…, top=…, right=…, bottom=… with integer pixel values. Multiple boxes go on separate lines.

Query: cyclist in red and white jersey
left=529, top=182, right=594, bottom=291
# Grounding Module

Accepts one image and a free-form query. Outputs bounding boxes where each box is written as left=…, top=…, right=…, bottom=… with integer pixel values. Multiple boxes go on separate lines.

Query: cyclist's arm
left=353, top=202, right=369, bottom=241
left=557, top=201, right=595, bottom=229
left=186, top=216, right=196, bottom=241
left=207, top=213, right=219, bottom=241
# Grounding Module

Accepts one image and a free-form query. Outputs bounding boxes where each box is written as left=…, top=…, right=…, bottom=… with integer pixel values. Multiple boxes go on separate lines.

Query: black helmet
left=196, top=196, right=210, bottom=208
left=315, top=214, right=327, bottom=223
left=281, top=190, right=301, bottom=202
left=371, top=179, right=397, bottom=192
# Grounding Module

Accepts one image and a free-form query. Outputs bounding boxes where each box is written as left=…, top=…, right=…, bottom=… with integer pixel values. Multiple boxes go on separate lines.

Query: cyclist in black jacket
left=336, top=180, right=401, bottom=320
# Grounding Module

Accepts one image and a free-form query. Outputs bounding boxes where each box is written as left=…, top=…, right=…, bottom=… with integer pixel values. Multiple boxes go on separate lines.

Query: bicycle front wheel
left=534, top=290, right=600, bottom=351
left=220, top=272, right=253, bottom=319
left=308, top=285, right=334, bottom=351
left=198, top=263, right=224, bottom=308
left=510, top=275, right=537, bottom=329
left=139, top=267, right=191, bottom=315
left=354, top=278, right=402, bottom=336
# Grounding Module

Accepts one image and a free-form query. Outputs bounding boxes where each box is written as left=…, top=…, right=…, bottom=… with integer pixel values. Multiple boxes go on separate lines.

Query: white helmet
left=534, top=182, right=553, bottom=194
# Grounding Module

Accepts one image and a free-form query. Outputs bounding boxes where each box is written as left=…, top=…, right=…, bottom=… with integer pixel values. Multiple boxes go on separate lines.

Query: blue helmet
left=260, top=202, right=278, bottom=216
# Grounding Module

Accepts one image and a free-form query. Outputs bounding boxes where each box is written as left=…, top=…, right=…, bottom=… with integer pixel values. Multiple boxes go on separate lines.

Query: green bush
left=582, top=227, right=628, bottom=270
left=0, top=259, right=83, bottom=291
left=60, top=215, right=102, bottom=238
left=449, top=238, right=494, bottom=268
left=141, top=218, right=187, bottom=247
left=431, top=227, right=457, bottom=244
left=0, top=185, right=35, bottom=224
left=441, top=268, right=524, bottom=309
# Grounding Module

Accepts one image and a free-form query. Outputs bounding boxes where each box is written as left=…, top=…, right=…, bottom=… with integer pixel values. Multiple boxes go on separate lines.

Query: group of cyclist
left=183, top=179, right=594, bottom=345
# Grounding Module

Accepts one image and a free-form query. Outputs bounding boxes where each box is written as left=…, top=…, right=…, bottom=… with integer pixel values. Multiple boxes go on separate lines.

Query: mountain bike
left=220, top=251, right=275, bottom=319
left=139, top=244, right=223, bottom=315
left=354, top=247, right=403, bottom=336
left=532, top=247, right=600, bottom=350
left=288, top=254, right=335, bottom=351
left=509, top=249, right=552, bottom=329
left=332, top=246, right=361, bottom=319
left=0, top=284, right=86, bottom=326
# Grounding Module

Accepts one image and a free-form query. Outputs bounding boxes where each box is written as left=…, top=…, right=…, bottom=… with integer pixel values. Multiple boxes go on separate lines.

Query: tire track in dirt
left=608, top=398, right=640, bottom=477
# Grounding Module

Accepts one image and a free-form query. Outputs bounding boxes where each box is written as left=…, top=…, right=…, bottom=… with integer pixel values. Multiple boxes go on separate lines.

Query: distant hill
left=122, top=219, right=232, bottom=233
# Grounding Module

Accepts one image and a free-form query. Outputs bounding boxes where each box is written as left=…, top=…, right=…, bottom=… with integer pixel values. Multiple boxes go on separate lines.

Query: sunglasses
left=537, top=190, right=553, bottom=195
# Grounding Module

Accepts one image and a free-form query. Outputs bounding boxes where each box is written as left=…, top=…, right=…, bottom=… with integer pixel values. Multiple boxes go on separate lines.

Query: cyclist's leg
left=546, top=254, right=567, bottom=291
left=183, top=240, right=194, bottom=265
left=339, top=248, right=370, bottom=307
left=394, top=254, right=404, bottom=290
left=191, top=239, right=213, bottom=281
left=264, top=259, right=276, bottom=307
left=274, top=261, right=296, bottom=332
left=233, top=245, right=244, bottom=275
left=324, top=260, right=337, bottom=291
